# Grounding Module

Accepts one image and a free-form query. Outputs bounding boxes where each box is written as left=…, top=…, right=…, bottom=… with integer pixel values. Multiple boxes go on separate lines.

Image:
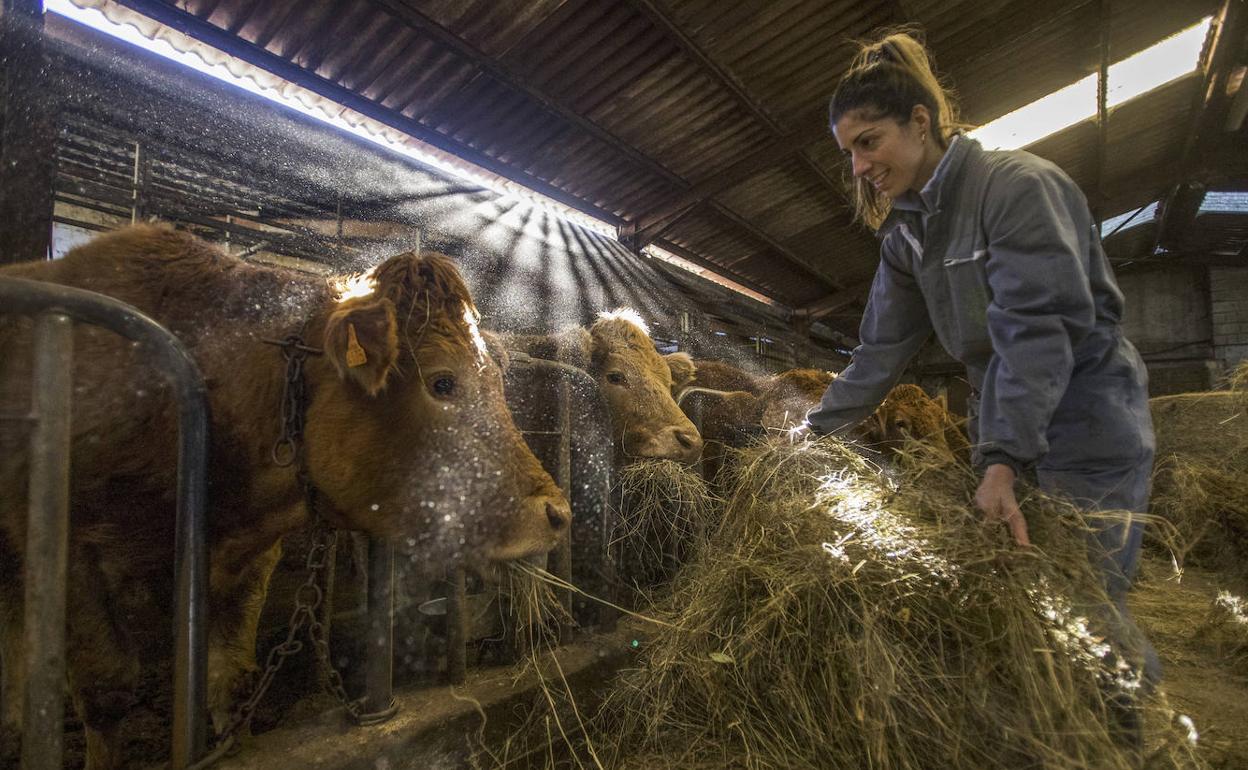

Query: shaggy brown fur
left=857, top=383, right=970, bottom=463
left=506, top=312, right=702, bottom=464
left=0, top=224, right=569, bottom=769
left=679, top=360, right=965, bottom=461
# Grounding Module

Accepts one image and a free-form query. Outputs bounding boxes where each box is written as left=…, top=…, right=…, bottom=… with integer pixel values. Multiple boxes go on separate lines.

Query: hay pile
left=1149, top=363, right=1248, bottom=579
left=1197, top=591, right=1248, bottom=675
left=612, top=459, right=722, bottom=595
left=578, top=438, right=1202, bottom=770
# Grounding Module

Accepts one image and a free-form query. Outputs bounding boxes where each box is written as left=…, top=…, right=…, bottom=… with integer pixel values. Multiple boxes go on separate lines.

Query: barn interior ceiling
left=45, top=0, right=1248, bottom=340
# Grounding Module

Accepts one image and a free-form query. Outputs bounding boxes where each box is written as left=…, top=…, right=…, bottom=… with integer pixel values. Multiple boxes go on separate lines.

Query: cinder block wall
left=1117, top=266, right=1216, bottom=396
left=1209, top=266, right=1248, bottom=371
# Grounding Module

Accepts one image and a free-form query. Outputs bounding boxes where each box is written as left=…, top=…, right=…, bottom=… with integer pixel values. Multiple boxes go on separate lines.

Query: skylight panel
left=970, top=17, right=1212, bottom=151
left=1100, top=201, right=1158, bottom=237
left=1198, top=191, right=1248, bottom=214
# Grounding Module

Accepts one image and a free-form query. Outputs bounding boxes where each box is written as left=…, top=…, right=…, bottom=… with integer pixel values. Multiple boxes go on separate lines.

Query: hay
left=1150, top=455, right=1248, bottom=578
left=612, top=459, right=722, bottom=595
left=1196, top=591, right=1248, bottom=675
left=576, top=437, right=1204, bottom=770
left=1222, top=360, right=1248, bottom=395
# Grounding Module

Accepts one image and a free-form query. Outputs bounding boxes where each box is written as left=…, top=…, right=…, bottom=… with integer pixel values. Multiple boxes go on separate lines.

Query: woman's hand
left=974, top=464, right=1031, bottom=546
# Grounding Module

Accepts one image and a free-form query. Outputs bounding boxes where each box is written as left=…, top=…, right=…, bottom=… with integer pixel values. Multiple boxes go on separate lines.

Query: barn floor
left=5, top=560, right=1244, bottom=770
left=1132, top=557, right=1248, bottom=769
left=214, top=558, right=1248, bottom=770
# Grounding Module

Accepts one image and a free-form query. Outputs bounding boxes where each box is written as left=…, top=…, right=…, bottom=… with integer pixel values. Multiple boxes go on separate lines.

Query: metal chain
left=187, top=519, right=344, bottom=770
left=262, top=334, right=321, bottom=468
left=188, top=333, right=372, bottom=770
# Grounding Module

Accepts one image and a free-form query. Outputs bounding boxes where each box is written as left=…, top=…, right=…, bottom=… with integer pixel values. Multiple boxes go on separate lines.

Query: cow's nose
left=674, top=429, right=697, bottom=451
left=545, top=499, right=570, bottom=531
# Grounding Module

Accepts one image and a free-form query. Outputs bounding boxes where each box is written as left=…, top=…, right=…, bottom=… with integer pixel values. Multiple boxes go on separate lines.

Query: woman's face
left=833, top=107, right=931, bottom=199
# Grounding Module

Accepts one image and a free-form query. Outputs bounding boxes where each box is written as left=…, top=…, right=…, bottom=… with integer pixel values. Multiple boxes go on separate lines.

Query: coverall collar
left=878, top=134, right=975, bottom=236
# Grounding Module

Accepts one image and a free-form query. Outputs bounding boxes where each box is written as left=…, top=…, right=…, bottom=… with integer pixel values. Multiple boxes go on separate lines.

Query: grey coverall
left=806, top=135, right=1158, bottom=682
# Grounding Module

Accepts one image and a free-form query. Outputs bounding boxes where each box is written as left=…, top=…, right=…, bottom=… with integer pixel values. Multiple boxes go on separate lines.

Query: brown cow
left=856, top=383, right=968, bottom=460
left=680, top=360, right=966, bottom=460
left=0, top=224, right=570, bottom=768
left=680, top=361, right=835, bottom=440
left=507, top=310, right=703, bottom=464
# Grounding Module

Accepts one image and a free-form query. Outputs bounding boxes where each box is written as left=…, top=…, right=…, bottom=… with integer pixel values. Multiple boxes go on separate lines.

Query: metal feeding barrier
left=0, top=276, right=210, bottom=770
left=0, top=281, right=615, bottom=768
left=323, top=351, right=617, bottom=706
left=435, top=352, right=619, bottom=684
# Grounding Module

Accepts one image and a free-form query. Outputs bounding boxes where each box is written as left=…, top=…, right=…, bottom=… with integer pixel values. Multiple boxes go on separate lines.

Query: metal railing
left=311, top=351, right=616, bottom=707
left=0, top=276, right=210, bottom=770
left=435, top=353, right=617, bottom=684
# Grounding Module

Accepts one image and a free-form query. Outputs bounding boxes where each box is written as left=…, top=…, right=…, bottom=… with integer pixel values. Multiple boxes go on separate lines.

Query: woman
left=804, top=31, right=1159, bottom=694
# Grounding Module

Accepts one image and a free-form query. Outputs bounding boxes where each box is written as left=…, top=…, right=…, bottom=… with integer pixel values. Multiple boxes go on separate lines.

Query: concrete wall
left=1209, top=266, right=1248, bottom=371
left=1117, top=266, right=1218, bottom=396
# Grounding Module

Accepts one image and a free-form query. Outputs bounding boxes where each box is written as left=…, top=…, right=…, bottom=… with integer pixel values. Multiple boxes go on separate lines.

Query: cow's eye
left=431, top=375, right=456, bottom=398
left=606, top=371, right=627, bottom=385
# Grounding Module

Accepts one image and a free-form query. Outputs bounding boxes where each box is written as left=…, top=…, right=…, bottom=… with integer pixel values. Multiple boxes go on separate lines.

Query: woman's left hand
left=974, top=464, right=1031, bottom=547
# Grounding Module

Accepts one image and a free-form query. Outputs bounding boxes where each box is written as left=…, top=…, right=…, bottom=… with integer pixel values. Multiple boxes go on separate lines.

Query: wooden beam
left=795, top=279, right=872, bottom=320
left=707, top=201, right=841, bottom=291
left=626, top=0, right=783, bottom=134
left=623, top=0, right=856, bottom=282
left=651, top=237, right=791, bottom=308
left=367, top=0, right=690, bottom=191
left=0, top=0, right=54, bottom=263
left=630, top=110, right=830, bottom=240
left=1178, top=0, right=1247, bottom=173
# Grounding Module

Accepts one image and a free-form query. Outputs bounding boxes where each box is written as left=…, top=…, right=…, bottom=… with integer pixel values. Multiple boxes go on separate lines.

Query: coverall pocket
left=1043, top=375, right=1148, bottom=470
left=940, top=253, right=992, bottom=355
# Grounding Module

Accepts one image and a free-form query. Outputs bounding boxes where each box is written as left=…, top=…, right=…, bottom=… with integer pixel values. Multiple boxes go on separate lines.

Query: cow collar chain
left=262, top=331, right=394, bottom=719
left=262, top=331, right=322, bottom=470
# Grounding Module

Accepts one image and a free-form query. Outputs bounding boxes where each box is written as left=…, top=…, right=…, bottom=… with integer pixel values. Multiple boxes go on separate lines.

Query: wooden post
left=0, top=0, right=55, bottom=264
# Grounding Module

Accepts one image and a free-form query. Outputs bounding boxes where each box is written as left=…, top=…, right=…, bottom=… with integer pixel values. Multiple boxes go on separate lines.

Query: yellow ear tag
left=345, top=323, right=368, bottom=368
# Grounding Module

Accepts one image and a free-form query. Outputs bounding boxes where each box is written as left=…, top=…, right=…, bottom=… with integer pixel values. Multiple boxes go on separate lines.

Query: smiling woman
left=804, top=27, right=1163, bottom=751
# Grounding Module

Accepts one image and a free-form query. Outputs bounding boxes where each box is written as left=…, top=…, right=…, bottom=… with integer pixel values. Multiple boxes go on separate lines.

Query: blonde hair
left=829, top=29, right=963, bottom=229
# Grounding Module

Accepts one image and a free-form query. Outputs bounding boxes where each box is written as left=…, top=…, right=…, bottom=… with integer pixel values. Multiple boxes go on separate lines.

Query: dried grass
left=581, top=438, right=1204, bottom=770
left=1196, top=591, right=1248, bottom=675
left=611, top=459, right=722, bottom=596
left=1150, top=456, right=1248, bottom=578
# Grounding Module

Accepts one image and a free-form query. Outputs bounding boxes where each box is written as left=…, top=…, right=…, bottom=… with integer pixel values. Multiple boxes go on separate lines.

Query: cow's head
left=556, top=309, right=702, bottom=464
left=303, top=251, right=570, bottom=567
left=856, top=383, right=953, bottom=454
left=759, top=368, right=835, bottom=431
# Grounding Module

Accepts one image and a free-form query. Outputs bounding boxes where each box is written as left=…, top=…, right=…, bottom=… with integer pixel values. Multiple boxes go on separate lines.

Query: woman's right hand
left=974, top=463, right=1031, bottom=547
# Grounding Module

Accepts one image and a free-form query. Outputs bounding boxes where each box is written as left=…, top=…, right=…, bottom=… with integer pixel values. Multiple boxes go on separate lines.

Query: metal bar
left=314, top=534, right=337, bottom=693
left=552, top=377, right=574, bottom=633
left=1094, top=0, right=1111, bottom=227
left=360, top=536, right=396, bottom=721
left=687, top=393, right=704, bottom=481
left=445, top=565, right=467, bottom=685
left=21, top=312, right=73, bottom=770
left=0, top=276, right=210, bottom=768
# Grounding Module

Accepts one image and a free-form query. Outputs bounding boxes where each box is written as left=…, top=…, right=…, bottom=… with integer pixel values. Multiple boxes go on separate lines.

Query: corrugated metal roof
left=62, top=0, right=1235, bottom=333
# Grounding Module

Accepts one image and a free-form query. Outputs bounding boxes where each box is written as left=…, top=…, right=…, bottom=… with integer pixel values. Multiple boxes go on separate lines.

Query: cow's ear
left=665, top=352, right=697, bottom=391
left=324, top=298, right=399, bottom=396
left=554, top=326, right=593, bottom=370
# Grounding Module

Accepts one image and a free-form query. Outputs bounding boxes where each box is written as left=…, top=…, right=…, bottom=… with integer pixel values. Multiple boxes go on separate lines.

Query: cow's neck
left=201, top=296, right=333, bottom=535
